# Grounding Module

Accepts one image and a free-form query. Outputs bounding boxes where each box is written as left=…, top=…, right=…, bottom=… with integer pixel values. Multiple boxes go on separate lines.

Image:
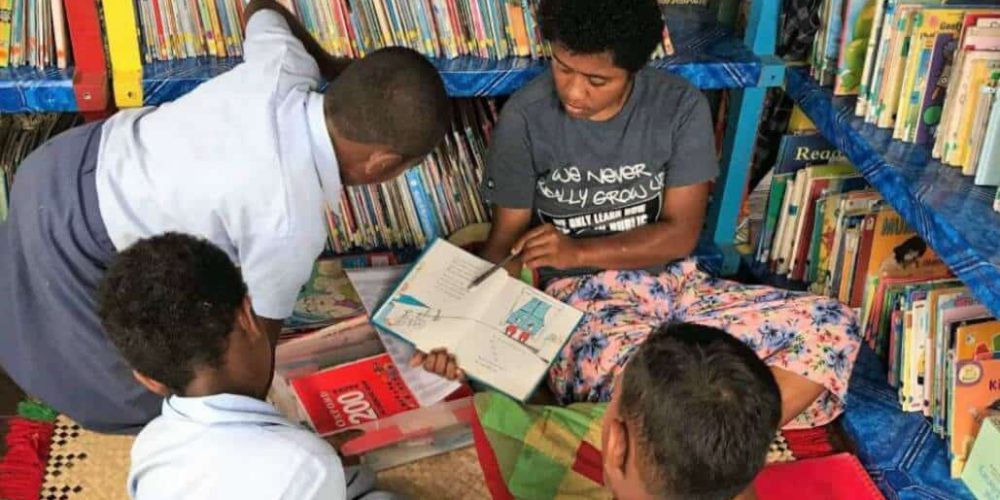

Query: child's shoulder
left=635, top=68, right=706, bottom=112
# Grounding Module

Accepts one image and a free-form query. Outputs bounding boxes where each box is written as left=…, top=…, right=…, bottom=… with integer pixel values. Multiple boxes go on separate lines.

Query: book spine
left=406, top=167, right=442, bottom=243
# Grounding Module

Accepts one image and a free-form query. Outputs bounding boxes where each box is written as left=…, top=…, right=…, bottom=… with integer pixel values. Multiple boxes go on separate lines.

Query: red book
left=290, top=353, right=419, bottom=435
left=754, top=453, right=884, bottom=500
left=790, top=178, right=831, bottom=281
left=849, top=213, right=878, bottom=308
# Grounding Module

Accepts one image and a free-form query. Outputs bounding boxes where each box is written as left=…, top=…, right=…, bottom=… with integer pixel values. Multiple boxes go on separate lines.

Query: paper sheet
left=346, top=265, right=461, bottom=407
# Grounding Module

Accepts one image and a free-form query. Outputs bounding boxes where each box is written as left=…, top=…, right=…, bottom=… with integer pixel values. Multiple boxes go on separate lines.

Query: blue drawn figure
left=504, top=298, right=551, bottom=345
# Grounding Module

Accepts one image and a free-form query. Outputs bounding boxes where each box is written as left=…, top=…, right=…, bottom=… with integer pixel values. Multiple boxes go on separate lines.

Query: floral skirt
left=545, top=259, right=861, bottom=429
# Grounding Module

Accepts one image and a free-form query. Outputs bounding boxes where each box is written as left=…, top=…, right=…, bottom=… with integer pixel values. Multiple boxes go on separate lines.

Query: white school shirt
left=96, top=9, right=340, bottom=319
left=128, top=394, right=346, bottom=500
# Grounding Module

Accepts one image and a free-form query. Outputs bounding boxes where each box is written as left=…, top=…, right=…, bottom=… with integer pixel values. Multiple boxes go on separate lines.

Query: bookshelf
left=0, top=0, right=109, bottom=114
left=135, top=24, right=776, bottom=104
left=0, top=0, right=786, bottom=274
left=786, top=67, right=1000, bottom=320
left=786, top=66, right=984, bottom=499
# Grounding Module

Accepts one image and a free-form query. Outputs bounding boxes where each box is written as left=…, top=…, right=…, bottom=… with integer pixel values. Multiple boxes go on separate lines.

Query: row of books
left=861, top=249, right=998, bottom=479
left=0, top=113, right=80, bottom=220
left=752, top=130, right=999, bottom=479
left=810, top=2, right=1000, bottom=180
left=132, top=0, right=674, bottom=64
left=325, top=99, right=495, bottom=254
left=0, top=0, right=70, bottom=68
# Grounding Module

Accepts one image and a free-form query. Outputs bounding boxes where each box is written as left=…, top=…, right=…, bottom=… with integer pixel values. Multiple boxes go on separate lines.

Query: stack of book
left=809, top=2, right=1000, bottom=205
left=0, top=0, right=71, bottom=68
left=325, top=99, right=495, bottom=254
left=754, top=127, right=1000, bottom=480
left=130, top=0, right=675, bottom=63
left=0, top=113, right=81, bottom=220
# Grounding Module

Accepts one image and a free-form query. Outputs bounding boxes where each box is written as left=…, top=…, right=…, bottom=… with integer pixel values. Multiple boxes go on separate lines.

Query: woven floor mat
left=37, top=416, right=488, bottom=500
left=41, top=416, right=132, bottom=500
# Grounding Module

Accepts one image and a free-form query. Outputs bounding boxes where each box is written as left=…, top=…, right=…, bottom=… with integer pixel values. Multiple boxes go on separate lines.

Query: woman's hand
left=410, top=348, right=465, bottom=380
left=512, top=224, right=583, bottom=270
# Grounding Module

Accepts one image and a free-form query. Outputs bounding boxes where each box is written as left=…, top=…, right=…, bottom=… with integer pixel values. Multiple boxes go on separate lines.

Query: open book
left=372, top=240, right=584, bottom=401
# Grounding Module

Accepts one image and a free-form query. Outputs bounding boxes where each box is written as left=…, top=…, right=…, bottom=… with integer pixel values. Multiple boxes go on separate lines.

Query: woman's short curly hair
left=539, top=0, right=664, bottom=73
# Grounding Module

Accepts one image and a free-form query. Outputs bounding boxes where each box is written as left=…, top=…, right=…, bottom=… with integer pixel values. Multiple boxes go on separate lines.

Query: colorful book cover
left=967, top=82, right=998, bottom=176
left=955, top=60, right=1000, bottom=170
left=756, top=174, right=790, bottom=265
left=962, top=416, right=1000, bottom=498
left=944, top=53, right=1000, bottom=166
left=838, top=225, right=862, bottom=302
left=865, top=0, right=904, bottom=124
left=283, top=259, right=367, bottom=337
left=874, top=4, right=922, bottom=129
left=821, top=0, right=847, bottom=86
left=924, top=285, right=967, bottom=417
left=976, top=90, right=1000, bottom=186
left=290, top=352, right=420, bottom=434
left=860, top=209, right=940, bottom=304
left=790, top=165, right=857, bottom=281
left=0, top=0, right=11, bottom=67
left=935, top=20, right=1000, bottom=159
left=806, top=196, right=828, bottom=283
left=856, top=0, right=889, bottom=117
left=835, top=0, right=878, bottom=95
left=849, top=211, right=878, bottom=307
left=897, top=10, right=966, bottom=142
left=914, top=33, right=958, bottom=145
left=950, top=321, right=1000, bottom=476
left=950, top=355, right=1000, bottom=476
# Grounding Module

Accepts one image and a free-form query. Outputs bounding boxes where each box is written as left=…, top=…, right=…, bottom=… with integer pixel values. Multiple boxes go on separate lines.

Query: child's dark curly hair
left=539, top=0, right=664, bottom=73
left=98, top=233, right=247, bottom=394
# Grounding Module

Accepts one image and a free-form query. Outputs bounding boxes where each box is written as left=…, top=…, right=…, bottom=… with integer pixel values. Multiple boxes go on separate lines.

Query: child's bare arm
left=243, top=0, right=352, bottom=81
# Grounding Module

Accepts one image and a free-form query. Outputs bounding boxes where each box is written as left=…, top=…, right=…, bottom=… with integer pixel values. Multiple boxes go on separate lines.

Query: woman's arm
left=514, top=181, right=711, bottom=270
left=480, top=206, right=533, bottom=275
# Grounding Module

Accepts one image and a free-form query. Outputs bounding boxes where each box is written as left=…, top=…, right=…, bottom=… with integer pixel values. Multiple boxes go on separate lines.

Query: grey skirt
left=0, top=120, right=160, bottom=433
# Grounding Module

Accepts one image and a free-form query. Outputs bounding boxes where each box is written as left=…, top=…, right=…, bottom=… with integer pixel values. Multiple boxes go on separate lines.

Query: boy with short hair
left=0, top=0, right=450, bottom=432
left=98, top=232, right=389, bottom=500
left=602, top=322, right=782, bottom=500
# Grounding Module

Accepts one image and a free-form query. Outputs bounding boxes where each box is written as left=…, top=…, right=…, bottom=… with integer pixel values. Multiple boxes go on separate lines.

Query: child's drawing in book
left=374, top=240, right=584, bottom=401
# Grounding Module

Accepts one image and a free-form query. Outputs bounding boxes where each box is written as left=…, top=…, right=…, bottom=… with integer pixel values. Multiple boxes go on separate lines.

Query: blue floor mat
left=844, top=346, right=973, bottom=499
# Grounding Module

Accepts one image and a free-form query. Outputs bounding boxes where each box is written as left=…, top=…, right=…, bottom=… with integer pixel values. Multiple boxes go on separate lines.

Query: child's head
left=324, top=47, right=450, bottom=185
left=538, top=0, right=663, bottom=120
left=98, top=233, right=273, bottom=400
left=602, top=323, right=781, bottom=500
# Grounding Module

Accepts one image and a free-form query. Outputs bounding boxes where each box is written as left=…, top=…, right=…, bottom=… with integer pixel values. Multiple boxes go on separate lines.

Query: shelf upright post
left=705, top=0, right=785, bottom=274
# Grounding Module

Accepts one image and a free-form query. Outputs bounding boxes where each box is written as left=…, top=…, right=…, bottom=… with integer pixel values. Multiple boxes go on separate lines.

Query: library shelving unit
left=786, top=65, right=982, bottom=499
left=95, top=0, right=786, bottom=275
left=0, top=0, right=109, bottom=115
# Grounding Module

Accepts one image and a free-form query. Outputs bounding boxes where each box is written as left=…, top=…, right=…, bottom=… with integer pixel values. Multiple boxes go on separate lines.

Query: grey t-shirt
left=481, top=67, right=719, bottom=284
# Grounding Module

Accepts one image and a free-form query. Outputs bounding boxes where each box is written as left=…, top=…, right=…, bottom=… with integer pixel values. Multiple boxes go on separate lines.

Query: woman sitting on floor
left=415, top=0, right=861, bottom=431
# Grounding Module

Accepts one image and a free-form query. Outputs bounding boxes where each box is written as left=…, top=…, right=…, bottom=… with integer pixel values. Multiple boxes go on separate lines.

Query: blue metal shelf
left=0, top=66, right=77, bottom=113
left=786, top=67, right=1000, bottom=319
left=140, top=23, right=779, bottom=105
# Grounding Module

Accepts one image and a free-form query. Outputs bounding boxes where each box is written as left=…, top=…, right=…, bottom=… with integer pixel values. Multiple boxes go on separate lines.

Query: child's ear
left=133, top=370, right=170, bottom=397
left=236, top=297, right=265, bottom=342
left=604, top=416, right=630, bottom=484
left=363, top=150, right=404, bottom=178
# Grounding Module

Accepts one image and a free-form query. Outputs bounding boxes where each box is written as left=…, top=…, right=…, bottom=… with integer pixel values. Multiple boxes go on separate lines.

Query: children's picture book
left=949, top=321, right=1000, bottom=476
left=282, top=258, right=367, bottom=341
left=372, top=239, right=584, bottom=401
left=962, top=415, right=1000, bottom=498
left=834, top=0, right=877, bottom=95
